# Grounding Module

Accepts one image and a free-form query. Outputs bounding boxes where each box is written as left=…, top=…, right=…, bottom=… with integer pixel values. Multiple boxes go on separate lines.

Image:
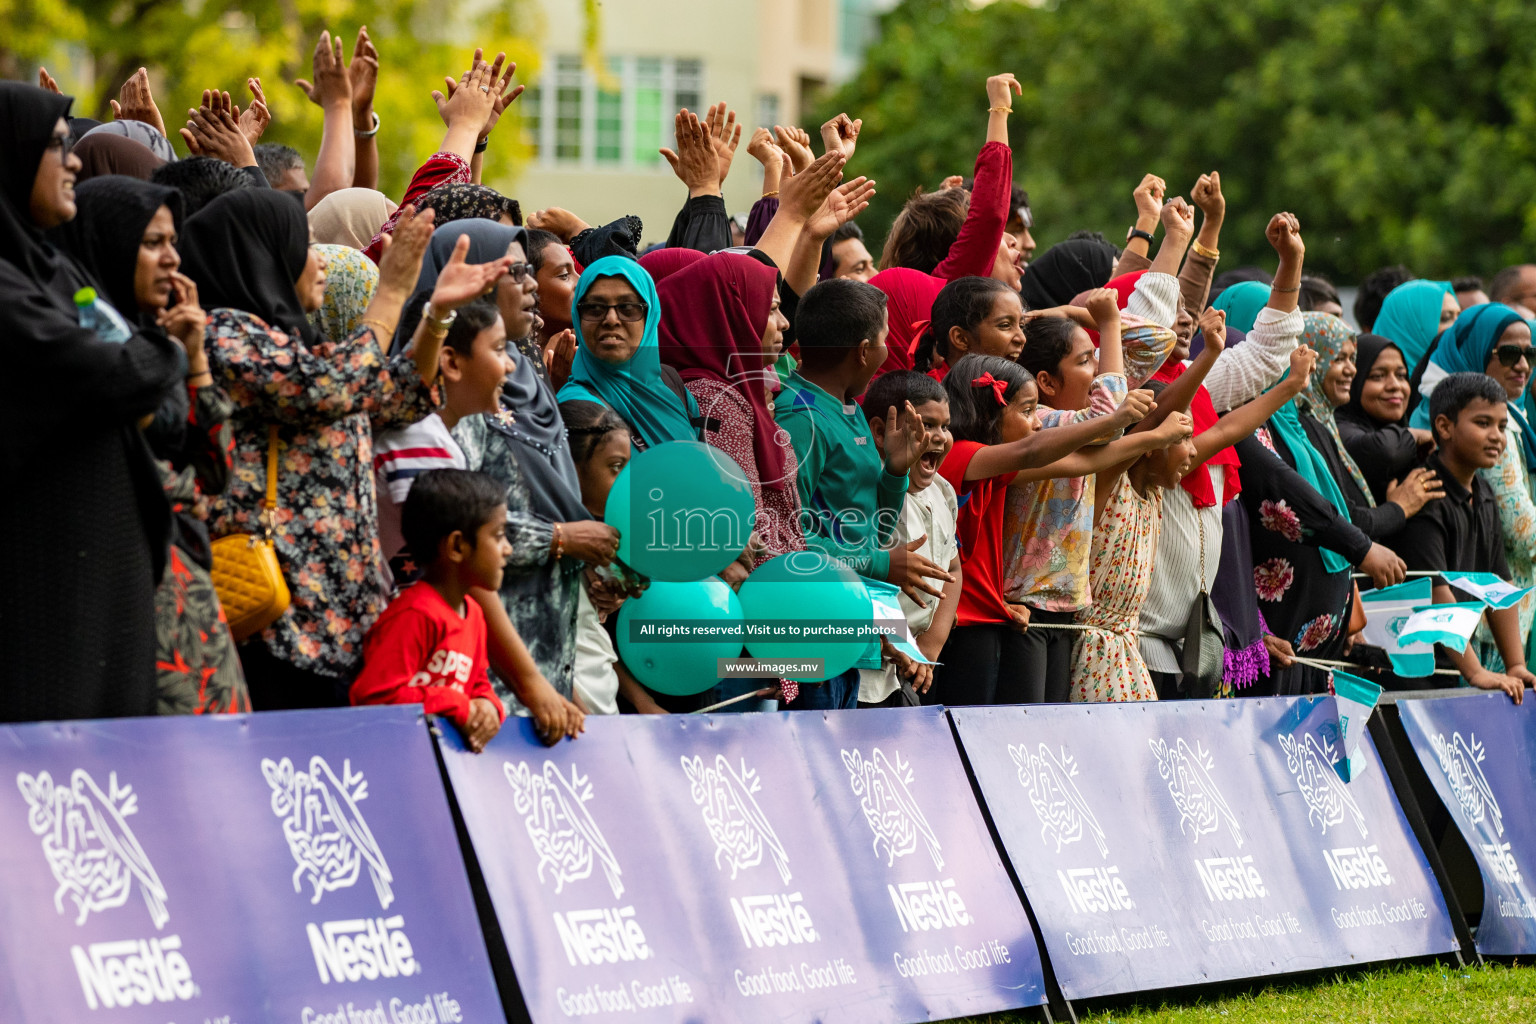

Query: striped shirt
left=373, top=413, right=466, bottom=569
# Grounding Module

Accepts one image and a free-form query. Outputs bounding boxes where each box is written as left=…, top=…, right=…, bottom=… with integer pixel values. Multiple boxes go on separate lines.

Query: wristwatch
left=1126, top=226, right=1155, bottom=245
left=423, top=302, right=457, bottom=333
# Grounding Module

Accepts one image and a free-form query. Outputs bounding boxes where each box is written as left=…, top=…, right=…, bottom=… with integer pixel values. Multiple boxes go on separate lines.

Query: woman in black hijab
left=1336, top=333, right=1435, bottom=506
left=0, top=83, right=182, bottom=721
left=180, top=191, right=502, bottom=709
left=1019, top=237, right=1118, bottom=310
left=54, top=175, right=249, bottom=715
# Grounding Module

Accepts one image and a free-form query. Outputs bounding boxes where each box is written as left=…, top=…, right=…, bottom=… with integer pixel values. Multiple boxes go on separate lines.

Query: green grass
left=948, top=962, right=1536, bottom=1023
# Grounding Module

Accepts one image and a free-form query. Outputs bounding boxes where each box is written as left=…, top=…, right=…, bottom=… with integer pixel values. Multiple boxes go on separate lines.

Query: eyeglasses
left=44, top=134, right=73, bottom=159
left=577, top=301, right=648, bottom=323
left=506, top=261, right=529, bottom=283
left=1495, top=345, right=1536, bottom=368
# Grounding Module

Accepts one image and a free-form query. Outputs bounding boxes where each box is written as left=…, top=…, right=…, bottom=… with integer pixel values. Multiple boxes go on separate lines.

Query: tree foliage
left=816, top=0, right=1536, bottom=281
left=1, top=0, right=538, bottom=196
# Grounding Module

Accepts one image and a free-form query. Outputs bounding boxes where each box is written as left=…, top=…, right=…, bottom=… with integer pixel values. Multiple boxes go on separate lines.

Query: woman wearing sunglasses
left=1410, top=302, right=1536, bottom=668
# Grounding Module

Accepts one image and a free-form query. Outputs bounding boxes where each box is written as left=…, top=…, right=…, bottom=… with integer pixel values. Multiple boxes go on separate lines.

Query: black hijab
left=1019, top=238, right=1117, bottom=310
left=0, top=82, right=76, bottom=297
left=53, top=175, right=182, bottom=317
left=1342, top=333, right=1401, bottom=421
left=180, top=188, right=318, bottom=344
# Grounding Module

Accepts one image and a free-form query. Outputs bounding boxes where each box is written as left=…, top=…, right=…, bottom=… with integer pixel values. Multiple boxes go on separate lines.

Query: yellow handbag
left=211, top=425, right=291, bottom=643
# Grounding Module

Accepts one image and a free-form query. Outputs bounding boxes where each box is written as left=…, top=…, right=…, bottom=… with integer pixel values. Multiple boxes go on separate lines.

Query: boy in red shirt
left=351, top=469, right=510, bottom=751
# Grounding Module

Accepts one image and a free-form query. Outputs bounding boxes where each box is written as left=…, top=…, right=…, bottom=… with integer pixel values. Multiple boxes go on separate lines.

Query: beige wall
left=500, top=0, right=848, bottom=247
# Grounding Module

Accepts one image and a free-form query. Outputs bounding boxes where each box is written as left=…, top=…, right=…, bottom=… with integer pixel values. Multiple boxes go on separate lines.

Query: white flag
left=1397, top=603, right=1486, bottom=654
left=1443, top=571, right=1532, bottom=610
left=1359, top=579, right=1435, bottom=677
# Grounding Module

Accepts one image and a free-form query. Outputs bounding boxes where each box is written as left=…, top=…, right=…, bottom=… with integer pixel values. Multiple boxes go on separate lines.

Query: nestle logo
left=888, top=879, right=971, bottom=932
left=1195, top=855, right=1267, bottom=901
left=1057, top=866, right=1135, bottom=914
left=1323, top=845, right=1393, bottom=890
left=553, top=906, right=652, bottom=966
left=71, top=935, right=195, bottom=1009
left=306, top=916, right=418, bottom=983
left=1482, top=841, right=1523, bottom=884
left=729, top=892, right=818, bottom=948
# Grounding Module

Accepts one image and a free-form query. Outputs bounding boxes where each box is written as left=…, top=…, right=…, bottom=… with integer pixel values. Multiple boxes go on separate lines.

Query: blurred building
left=504, top=0, right=890, bottom=247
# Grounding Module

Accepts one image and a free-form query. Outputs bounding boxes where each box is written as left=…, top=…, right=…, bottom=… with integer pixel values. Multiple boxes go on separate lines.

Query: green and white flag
left=1331, top=669, right=1383, bottom=782
left=1397, top=602, right=1486, bottom=653
left=1443, top=571, right=1533, bottom=610
left=1359, top=579, right=1436, bottom=677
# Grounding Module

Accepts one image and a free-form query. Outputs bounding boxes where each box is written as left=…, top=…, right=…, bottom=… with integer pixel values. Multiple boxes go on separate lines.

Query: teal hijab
left=1212, top=281, right=1270, bottom=333
left=1410, top=303, right=1536, bottom=469
left=557, top=256, right=700, bottom=449
left=1372, top=279, right=1451, bottom=371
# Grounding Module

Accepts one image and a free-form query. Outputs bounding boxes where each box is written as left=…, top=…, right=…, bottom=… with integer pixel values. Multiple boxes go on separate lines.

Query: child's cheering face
left=908, top=398, right=953, bottom=492
left=969, top=290, right=1027, bottom=361
left=1046, top=326, right=1098, bottom=411
left=443, top=314, right=513, bottom=417
left=997, top=378, right=1043, bottom=444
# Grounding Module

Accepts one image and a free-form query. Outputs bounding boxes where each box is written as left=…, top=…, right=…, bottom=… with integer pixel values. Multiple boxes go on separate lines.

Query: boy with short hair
left=1396, top=372, right=1530, bottom=702
left=374, top=295, right=510, bottom=579
left=859, top=371, right=962, bottom=706
left=351, top=469, right=510, bottom=749
left=776, top=279, right=948, bottom=708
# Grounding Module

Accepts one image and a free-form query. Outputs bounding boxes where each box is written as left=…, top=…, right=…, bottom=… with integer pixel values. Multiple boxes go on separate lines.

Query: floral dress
left=1071, top=477, right=1161, bottom=702
left=1235, top=426, right=1373, bottom=695
left=453, top=410, right=586, bottom=707
left=206, top=309, right=436, bottom=682
left=1477, top=419, right=1536, bottom=668
left=153, top=379, right=249, bottom=714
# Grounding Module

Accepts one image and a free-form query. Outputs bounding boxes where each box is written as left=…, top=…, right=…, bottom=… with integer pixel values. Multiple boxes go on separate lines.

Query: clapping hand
left=660, top=109, right=721, bottom=194
left=805, top=176, right=876, bottom=240
left=773, top=124, right=815, bottom=174
left=237, top=78, right=270, bottom=145
left=347, top=26, right=379, bottom=123
left=375, top=205, right=437, bottom=293
left=295, top=30, right=352, bottom=108
left=779, top=150, right=846, bottom=222
left=747, top=126, right=784, bottom=169
left=111, top=67, right=167, bottom=137
left=180, top=92, right=255, bottom=166
left=473, top=51, right=523, bottom=146
left=37, top=68, right=62, bottom=95
left=433, top=50, right=499, bottom=134
left=702, top=102, right=741, bottom=185
left=879, top=399, right=929, bottom=476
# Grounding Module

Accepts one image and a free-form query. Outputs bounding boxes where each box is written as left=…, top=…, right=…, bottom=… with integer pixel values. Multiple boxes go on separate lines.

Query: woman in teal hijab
left=1373, top=279, right=1456, bottom=372
left=1211, top=280, right=1270, bottom=333
left=557, top=255, right=701, bottom=450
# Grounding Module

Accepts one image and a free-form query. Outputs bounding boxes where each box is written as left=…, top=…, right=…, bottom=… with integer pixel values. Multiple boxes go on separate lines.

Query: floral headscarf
left=1298, top=312, right=1372, bottom=503
left=309, top=244, right=378, bottom=341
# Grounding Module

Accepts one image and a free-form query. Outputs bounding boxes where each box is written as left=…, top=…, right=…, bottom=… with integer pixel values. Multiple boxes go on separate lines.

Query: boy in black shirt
left=1396, top=373, right=1528, bottom=702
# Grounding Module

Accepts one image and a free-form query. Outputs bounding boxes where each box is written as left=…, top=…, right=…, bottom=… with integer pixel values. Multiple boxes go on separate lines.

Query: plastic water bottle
left=74, top=287, right=133, bottom=344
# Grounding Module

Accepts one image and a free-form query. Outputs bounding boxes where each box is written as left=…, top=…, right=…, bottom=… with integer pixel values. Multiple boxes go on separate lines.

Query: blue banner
left=950, top=698, right=1459, bottom=999
left=1396, top=694, right=1536, bottom=954
left=436, top=707, right=1045, bottom=1023
left=0, top=707, right=501, bottom=1023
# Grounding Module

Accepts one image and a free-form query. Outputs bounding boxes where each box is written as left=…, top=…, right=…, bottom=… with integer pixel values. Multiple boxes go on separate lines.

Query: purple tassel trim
left=1223, top=611, right=1273, bottom=691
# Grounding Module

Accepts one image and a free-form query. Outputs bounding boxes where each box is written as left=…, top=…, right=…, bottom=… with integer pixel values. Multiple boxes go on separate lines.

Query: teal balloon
left=616, top=577, right=743, bottom=696
left=604, top=440, right=756, bottom=581
left=736, top=552, right=874, bottom=681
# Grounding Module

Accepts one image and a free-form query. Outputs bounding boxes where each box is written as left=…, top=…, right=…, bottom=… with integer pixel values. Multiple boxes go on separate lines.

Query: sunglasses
left=44, top=134, right=74, bottom=159
left=1495, top=344, right=1536, bottom=368
left=577, top=301, right=647, bottom=323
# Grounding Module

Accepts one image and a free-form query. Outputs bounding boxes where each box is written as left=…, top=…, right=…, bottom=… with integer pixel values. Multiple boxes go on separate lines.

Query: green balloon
left=616, top=577, right=743, bottom=695
left=604, top=441, right=757, bottom=581
left=736, top=552, right=874, bottom=681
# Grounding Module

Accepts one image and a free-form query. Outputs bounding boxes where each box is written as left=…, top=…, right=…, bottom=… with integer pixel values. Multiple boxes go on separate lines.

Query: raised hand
left=805, top=175, right=875, bottom=240
left=1197, top=307, right=1227, bottom=352
left=940, top=175, right=966, bottom=191
left=879, top=400, right=929, bottom=476
left=110, top=68, right=166, bottom=137
left=527, top=207, right=590, bottom=242
left=543, top=328, right=578, bottom=389
left=779, top=149, right=846, bottom=221
left=702, top=101, right=741, bottom=185
left=1153, top=410, right=1195, bottom=445
left=180, top=92, right=255, bottom=166
left=1160, top=195, right=1195, bottom=240
left=295, top=29, right=353, bottom=109
left=659, top=109, right=721, bottom=194
left=375, top=205, right=437, bottom=296
left=476, top=51, right=524, bottom=145
left=1113, top=388, right=1156, bottom=428
left=1266, top=211, right=1305, bottom=261
left=430, top=234, right=513, bottom=311
left=1278, top=345, right=1320, bottom=397
left=1133, top=173, right=1166, bottom=225
left=773, top=124, right=815, bottom=174
left=887, top=535, right=954, bottom=599
left=434, top=51, right=499, bottom=134
left=347, top=25, right=379, bottom=123
left=1083, top=287, right=1121, bottom=328
left=1191, top=171, right=1224, bottom=223
left=985, top=72, right=1022, bottom=109
left=37, top=68, right=62, bottom=95
left=237, top=78, right=270, bottom=144
left=746, top=126, right=784, bottom=169
left=819, top=112, right=863, bottom=161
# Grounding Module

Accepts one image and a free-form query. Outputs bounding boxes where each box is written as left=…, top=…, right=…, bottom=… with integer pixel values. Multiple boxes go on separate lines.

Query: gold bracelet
left=988, top=105, right=1012, bottom=114
left=358, top=317, right=392, bottom=338
left=1191, top=240, right=1220, bottom=260
left=761, top=190, right=779, bottom=198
